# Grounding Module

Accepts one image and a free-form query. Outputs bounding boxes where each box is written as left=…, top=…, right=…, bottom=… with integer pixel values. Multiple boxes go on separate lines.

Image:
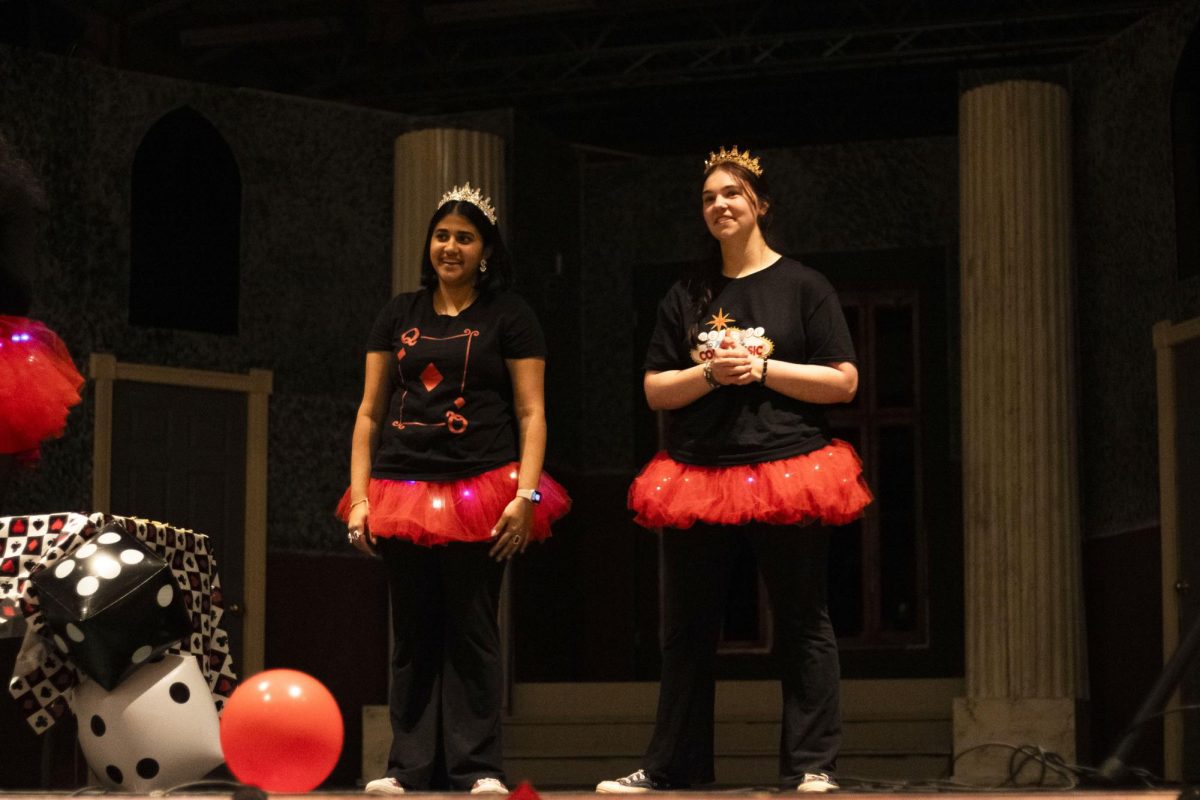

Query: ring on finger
left=512, top=534, right=522, bottom=544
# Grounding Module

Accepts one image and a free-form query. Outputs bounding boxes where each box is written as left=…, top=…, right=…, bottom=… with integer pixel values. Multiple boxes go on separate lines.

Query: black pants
left=378, top=538, right=507, bottom=790
left=643, top=523, right=841, bottom=787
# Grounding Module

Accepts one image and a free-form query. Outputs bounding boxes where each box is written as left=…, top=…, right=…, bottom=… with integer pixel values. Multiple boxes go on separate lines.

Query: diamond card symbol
left=420, top=363, right=443, bottom=392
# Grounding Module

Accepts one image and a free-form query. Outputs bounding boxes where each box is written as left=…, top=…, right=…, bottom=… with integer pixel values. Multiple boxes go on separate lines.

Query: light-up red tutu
left=0, top=315, right=84, bottom=459
left=628, top=439, right=872, bottom=530
left=336, top=462, right=572, bottom=547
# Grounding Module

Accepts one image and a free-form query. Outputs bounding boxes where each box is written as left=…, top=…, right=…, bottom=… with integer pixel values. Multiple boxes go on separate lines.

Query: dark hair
left=684, top=157, right=774, bottom=343
left=418, top=200, right=513, bottom=295
left=0, top=134, right=45, bottom=315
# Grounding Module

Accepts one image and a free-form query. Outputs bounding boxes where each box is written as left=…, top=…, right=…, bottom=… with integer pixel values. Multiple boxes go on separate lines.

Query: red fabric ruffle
left=0, top=316, right=84, bottom=456
left=336, top=462, right=571, bottom=547
left=628, top=440, right=872, bottom=530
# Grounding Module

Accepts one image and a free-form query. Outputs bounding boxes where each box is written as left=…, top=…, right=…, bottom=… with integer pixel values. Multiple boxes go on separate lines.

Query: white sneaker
left=365, top=777, right=406, bottom=795
left=796, top=773, right=838, bottom=793
left=470, top=777, right=509, bottom=794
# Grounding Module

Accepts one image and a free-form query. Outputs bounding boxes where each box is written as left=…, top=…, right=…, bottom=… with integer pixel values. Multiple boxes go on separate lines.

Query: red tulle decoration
left=0, top=316, right=84, bottom=456
left=628, top=440, right=873, bottom=530
left=508, top=781, right=542, bottom=800
left=336, top=463, right=571, bottom=547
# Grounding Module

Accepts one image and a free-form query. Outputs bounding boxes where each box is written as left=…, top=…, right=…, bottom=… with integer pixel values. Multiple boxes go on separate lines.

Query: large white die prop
left=73, top=654, right=224, bottom=791
left=30, top=522, right=191, bottom=690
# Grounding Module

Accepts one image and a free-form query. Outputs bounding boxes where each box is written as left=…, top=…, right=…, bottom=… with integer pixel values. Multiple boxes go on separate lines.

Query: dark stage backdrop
left=1073, top=0, right=1200, bottom=772
left=2, top=0, right=1200, bottom=782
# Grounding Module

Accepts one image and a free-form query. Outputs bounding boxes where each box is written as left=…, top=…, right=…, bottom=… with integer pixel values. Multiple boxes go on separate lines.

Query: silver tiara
left=438, top=182, right=497, bottom=225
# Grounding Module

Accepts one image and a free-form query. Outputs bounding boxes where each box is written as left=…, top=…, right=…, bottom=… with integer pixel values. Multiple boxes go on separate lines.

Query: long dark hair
left=684, top=158, right=774, bottom=344
left=0, top=134, right=45, bottom=315
left=418, top=200, right=513, bottom=295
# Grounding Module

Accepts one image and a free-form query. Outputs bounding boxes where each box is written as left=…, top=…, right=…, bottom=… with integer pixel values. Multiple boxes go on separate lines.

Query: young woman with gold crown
left=597, top=147, right=871, bottom=795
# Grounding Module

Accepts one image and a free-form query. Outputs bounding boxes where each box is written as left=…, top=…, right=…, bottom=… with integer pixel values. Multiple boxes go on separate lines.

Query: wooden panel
left=110, top=381, right=247, bottom=673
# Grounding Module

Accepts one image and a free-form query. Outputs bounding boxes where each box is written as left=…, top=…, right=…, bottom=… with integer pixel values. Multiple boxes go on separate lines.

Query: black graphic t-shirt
left=367, top=289, right=546, bottom=480
left=643, top=257, right=856, bottom=466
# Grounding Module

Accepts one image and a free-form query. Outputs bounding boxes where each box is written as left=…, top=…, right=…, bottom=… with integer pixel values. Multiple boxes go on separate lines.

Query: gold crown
left=438, top=182, right=497, bottom=225
left=703, top=146, right=762, bottom=177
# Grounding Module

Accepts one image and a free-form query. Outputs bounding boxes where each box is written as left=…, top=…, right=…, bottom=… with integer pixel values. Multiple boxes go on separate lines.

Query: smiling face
left=428, top=212, right=489, bottom=290
left=701, top=167, right=766, bottom=242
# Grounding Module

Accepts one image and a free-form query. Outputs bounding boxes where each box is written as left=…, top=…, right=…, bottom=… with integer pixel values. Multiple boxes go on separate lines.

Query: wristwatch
left=516, top=488, right=542, bottom=504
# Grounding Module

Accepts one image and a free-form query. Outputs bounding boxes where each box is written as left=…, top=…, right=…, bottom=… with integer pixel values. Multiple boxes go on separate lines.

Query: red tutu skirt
left=0, top=315, right=84, bottom=459
left=628, top=440, right=872, bottom=530
left=336, top=462, right=571, bottom=547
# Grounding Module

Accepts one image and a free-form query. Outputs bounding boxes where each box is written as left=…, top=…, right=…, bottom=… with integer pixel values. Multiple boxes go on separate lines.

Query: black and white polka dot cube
left=29, top=523, right=191, bottom=690
left=72, top=653, right=224, bottom=791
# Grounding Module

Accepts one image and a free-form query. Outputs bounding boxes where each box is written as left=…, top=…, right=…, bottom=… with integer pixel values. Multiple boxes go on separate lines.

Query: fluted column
left=393, top=128, right=505, bottom=294
left=955, top=80, right=1086, bottom=781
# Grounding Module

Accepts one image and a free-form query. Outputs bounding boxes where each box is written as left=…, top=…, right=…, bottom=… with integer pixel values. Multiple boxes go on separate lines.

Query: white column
left=955, top=79, right=1086, bottom=782
left=392, top=128, right=505, bottom=294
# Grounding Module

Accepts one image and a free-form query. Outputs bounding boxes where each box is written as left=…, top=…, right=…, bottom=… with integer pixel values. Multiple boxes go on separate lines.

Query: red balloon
left=220, top=669, right=344, bottom=792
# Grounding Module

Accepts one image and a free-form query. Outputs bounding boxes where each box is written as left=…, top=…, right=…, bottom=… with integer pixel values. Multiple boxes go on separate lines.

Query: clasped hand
left=709, top=333, right=760, bottom=386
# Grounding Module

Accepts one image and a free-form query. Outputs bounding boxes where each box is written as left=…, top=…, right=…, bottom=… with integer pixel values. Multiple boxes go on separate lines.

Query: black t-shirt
left=367, top=288, right=546, bottom=480
left=643, top=256, right=856, bottom=466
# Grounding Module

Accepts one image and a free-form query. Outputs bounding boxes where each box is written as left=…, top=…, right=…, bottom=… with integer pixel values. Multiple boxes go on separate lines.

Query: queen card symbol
left=392, top=327, right=480, bottom=434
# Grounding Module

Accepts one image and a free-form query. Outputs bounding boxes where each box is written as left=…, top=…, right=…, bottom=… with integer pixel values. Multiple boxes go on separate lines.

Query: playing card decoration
left=6, top=513, right=237, bottom=732
left=0, top=513, right=90, bottom=640
left=30, top=523, right=191, bottom=690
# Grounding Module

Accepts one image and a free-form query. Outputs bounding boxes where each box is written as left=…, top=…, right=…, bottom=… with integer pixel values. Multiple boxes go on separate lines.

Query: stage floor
left=0, top=792, right=1187, bottom=799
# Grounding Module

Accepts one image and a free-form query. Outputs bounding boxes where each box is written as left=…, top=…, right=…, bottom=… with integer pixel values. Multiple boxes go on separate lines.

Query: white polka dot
left=92, top=555, right=120, bottom=580
left=54, top=559, right=76, bottom=579
left=130, top=645, right=153, bottom=664
left=118, top=549, right=144, bottom=566
left=66, top=623, right=85, bottom=642
left=97, top=532, right=122, bottom=545
left=156, top=584, right=174, bottom=607
left=76, top=543, right=98, bottom=559
left=76, top=576, right=99, bottom=597
left=53, top=635, right=68, bottom=652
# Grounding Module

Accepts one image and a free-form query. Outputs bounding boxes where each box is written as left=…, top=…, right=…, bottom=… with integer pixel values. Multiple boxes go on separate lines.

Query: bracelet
left=702, top=361, right=721, bottom=389
left=759, top=357, right=769, bottom=384
left=349, top=498, right=369, bottom=510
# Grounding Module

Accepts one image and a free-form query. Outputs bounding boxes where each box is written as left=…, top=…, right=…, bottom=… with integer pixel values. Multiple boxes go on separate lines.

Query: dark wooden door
left=109, top=381, right=247, bottom=675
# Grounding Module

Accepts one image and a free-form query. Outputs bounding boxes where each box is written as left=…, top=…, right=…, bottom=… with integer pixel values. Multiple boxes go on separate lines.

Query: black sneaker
left=596, top=769, right=674, bottom=793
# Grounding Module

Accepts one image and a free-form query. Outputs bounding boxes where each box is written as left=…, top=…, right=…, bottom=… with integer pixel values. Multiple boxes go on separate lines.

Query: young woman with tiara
left=596, top=147, right=871, bottom=794
left=0, top=133, right=84, bottom=495
left=337, top=183, right=570, bottom=795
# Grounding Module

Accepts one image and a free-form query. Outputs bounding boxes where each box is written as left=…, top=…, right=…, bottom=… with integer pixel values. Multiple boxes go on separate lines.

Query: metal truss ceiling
left=5, top=0, right=1179, bottom=147
left=339, top=0, right=1173, bottom=109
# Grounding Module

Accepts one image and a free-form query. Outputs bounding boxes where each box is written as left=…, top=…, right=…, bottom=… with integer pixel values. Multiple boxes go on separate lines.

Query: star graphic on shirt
left=706, top=308, right=735, bottom=331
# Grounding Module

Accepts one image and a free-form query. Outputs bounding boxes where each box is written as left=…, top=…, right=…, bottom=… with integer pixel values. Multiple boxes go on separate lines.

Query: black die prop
left=30, top=523, right=191, bottom=690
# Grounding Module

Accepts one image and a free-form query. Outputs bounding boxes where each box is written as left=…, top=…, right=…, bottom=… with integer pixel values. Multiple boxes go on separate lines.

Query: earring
left=480, top=258, right=488, bottom=273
